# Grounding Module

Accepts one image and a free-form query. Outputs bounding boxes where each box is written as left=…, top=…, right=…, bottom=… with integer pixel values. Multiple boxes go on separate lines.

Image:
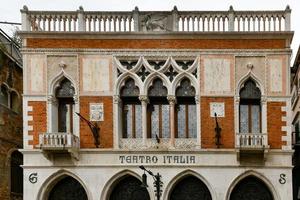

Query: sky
left=0, top=0, right=299, bottom=62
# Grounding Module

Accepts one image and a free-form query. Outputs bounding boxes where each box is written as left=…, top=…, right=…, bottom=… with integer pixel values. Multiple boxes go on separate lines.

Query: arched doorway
left=169, top=175, right=212, bottom=200
left=48, top=176, right=88, bottom=200
left=109, top=175, right=150, bottom=200
left=230, top=176, right=273, bottom=200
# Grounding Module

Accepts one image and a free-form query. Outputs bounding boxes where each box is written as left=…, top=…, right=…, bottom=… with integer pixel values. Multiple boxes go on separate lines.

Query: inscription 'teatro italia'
left=119, top=155, right=196, bottom=164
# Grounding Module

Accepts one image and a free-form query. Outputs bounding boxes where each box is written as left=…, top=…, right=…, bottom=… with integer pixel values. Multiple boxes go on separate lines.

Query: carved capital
left=261, top=96, right=267, bottom=103
left=167, top=95, right=176, bottom=105
left=235, top=96, right=240, bottom=103
left=139, top=95, right=149, bottom=104
left=194, top=96, right=200, bottom=104
left=113, top=95, right=121, bottom=104
left=73, top=95, right=79, bottom=103
left=47, top=95, right=57, bottom=105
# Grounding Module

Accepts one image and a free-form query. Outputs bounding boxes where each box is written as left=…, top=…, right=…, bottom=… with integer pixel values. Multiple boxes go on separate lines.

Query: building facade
left=0, top=29, right=23, bottom=200
left=20, top=5, right=293, bottom=200
left=291, top=45, right=300, bottom=200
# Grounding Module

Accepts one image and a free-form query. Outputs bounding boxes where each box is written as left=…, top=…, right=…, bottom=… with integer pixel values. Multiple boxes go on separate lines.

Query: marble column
left=139, top=95, right=149, bottom=146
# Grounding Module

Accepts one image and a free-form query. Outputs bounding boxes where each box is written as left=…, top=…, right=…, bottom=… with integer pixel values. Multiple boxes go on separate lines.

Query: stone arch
left=144, top=72, right=171, bottom=95
left=101, top=169, right=153, bottom=200
left=172, top=73, right=198, bottom=96
left=37, top=169, right=91, bottom=200
left=48, top=70, right=77, bottom=96
left=114, top=73, right=143, bottom=96
left=47, top=70, right=79, bottom=134
left=236, top=71, right=264, bottom=96
left=164, top=169, right=215, bottom=200
left=226, top=170, right=279, bottom=200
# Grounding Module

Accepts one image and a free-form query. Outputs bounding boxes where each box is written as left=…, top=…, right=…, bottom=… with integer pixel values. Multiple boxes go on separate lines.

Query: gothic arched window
left=56, top=78, right=75, bottom=133
left=239, top=79, right=261, bottom=133
left=176, top=78, right=196, bottom=138
left=0, top=84, right=9, bottom=107
left=148, top=78, right=169, bottom=139
left=120, top=78, right=142, bottom=138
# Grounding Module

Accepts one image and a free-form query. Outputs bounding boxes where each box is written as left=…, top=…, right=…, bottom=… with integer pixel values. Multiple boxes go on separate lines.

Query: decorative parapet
left=20, top=5, right=291, bottom=32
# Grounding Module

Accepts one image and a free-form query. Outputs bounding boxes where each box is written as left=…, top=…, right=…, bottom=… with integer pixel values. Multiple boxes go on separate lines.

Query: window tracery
left=116, top=56, right=199, bottom=148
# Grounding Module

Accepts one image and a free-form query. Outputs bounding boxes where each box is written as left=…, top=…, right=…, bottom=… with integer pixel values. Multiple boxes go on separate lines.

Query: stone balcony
left=39, top=132, right=80, bottom=160
left=236, top=133, right=268, bottom=161
left=20, top=5, right=291, bottom=33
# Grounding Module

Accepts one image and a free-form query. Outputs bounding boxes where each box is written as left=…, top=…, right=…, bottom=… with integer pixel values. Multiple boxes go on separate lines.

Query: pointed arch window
left=239, top=79, right=261, bottom=133
left=148, top=78, right=170, bottom=138
left=176, top=78, right=196, bottom=138
left=0, top=84, right=9, bottom=106
left=120, top=78, right=142, bottom=138
left=56, top=78, right=75, bottom=133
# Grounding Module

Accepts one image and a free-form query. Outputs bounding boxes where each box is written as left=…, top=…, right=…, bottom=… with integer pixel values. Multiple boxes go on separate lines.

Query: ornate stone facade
left=20, top=6, right=293, bottom=200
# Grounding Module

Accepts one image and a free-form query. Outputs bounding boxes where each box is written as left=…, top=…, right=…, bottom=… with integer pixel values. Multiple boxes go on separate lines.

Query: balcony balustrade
left=236, top=133, right=268, bottom=161
left=39, top=132, right=79, bottom=160
left=21, top=5, right=291, bottom=33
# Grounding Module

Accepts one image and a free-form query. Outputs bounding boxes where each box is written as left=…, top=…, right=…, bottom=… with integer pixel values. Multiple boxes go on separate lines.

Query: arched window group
left=0, top=83, right=20, bottom=113
left=120, top=77, right=197, bottom=141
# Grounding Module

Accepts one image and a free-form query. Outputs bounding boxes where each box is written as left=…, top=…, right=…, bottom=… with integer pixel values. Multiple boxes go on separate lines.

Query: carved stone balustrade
left=20, top=5, right=291, bottom=32
left=236, top=133, right=268, bottom=161
left=39, top=132, right=80, bottom=160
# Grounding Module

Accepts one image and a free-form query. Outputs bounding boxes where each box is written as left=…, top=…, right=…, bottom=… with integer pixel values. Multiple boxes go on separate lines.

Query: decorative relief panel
left=47, top=55, right=78, bottom=91
left=269, top=59, right=282, bottom=92
left=201, top=56, right=233, bottom=95
left=27, top=55, right=46, bottom=94
left=80, top=56, right=112, bottom=95
left=90, top=103, right=104, bottom=121
left=267, top=56, right=286, bottom=95
left=235, top=56, right=265, bottom=94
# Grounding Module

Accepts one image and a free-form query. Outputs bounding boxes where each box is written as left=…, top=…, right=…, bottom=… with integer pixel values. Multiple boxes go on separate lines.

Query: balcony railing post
left=172, top=6, right=179, bottom=31
left=228, top=6, right=235, bottom=31
left=284, top=5, right=291, bottom=31
left=78, top=6, right=86, bottom=31
left=21, top=5, right=30, bottom=31
left=133, top=6, right=139, bottom=32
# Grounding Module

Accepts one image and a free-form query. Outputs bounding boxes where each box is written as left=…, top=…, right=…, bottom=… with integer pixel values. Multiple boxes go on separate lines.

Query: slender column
left=113, top=95, right=122, bottom=149
left=195, top=96, right=201, bottom=148
left=261, top=96, right=268, bottom=146
left=139, top=95, right=149, bottom=145
left=167, top=95, right=176, bottom=147
left=234, top=96, right=240, bottom=147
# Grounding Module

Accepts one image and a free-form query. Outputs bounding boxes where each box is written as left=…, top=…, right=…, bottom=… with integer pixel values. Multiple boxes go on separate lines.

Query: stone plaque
left=90, top=103, right=104, bottom=121
left=210, top=102, right=225, bottom=117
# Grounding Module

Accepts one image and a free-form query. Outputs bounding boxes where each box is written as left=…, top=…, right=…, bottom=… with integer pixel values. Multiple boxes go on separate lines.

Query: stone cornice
left=18, top=31, right=294, bottom=41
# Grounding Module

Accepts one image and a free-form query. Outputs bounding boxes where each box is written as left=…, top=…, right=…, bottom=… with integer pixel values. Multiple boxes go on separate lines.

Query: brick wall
left=267, top=102, right=287, bottom=149
left=80, top=96, right=113, bottom=148
left=27, top=101, right=47, bottom=146
left=201, top=97, right=235, bottom=148
left=26, top=38, right=286, bottom=49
